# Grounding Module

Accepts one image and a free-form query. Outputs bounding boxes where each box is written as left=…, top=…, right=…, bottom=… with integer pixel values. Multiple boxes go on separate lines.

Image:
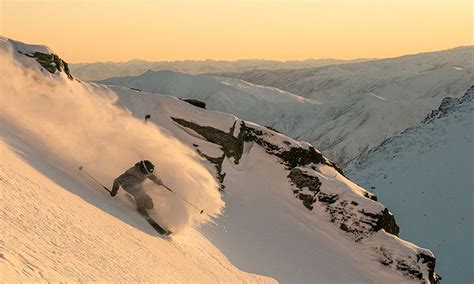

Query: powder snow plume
left=0, top=39, right=223, bottom=232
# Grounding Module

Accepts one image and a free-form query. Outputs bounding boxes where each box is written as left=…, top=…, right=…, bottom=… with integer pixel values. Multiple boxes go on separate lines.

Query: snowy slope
left=1, top=37, right=440, bottom=283
left=345, top=86, right=474, bottom=283
left=110, top=85, right=439, bottom=283
left=216, top=47, right=474, bottom=164
left=0, top=36, right=273, bottom=282
left=222, top=47, right=473, bottom=103
left=99, top=69, right=313, bottom=105
left=97, top=70, right=326, bottom=144
left=0, top=139, right=271, bottom=283
left=97, top=48, right=473, bottom=165
left=70, top=58, right=372, bottom=81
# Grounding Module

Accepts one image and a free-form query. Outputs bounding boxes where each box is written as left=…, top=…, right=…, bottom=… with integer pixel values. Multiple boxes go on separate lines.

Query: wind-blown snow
left=0, top=140, right=273, bottom=282
left=0, top=37, right=222, bottom=232
left=345, top=87, right=474, bottom=283
left=0, top=36, right=276, bottom=283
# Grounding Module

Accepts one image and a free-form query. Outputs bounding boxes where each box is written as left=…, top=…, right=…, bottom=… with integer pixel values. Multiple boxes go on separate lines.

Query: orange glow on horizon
left=1, top=0, right=472, bottom=63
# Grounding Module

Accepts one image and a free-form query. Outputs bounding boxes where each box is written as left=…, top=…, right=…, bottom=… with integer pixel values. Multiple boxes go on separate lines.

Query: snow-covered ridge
left=213, top=46, right=474, bottom=164
left=99, top=69, right=314, bottom=104
left=345, top=86, right=473, bottom=282
left=1, top=37, right=440, bottom=283
left=423, top=85, right=474, bottom=123
left=348, top=85, right=473, bottom=165
left=97, top=70, right=343, bottom=159
left=109, top=85, right=440, bottom=282
left=95, top=47, right=473, bottom=165
left=219, top=46, right=474, bottom=103
left=160, top=101, right=439, bottom=282
left=0, top=36, right=73, bottom=80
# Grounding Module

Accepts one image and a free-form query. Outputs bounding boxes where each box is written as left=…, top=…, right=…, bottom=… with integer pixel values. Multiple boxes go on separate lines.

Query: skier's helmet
left=138, top=160, right=155, bottom=175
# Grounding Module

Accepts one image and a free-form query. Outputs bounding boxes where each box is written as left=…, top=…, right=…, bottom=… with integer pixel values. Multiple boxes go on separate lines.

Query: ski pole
left=162, top=184, right=204, bottom=214
left=78, top=166, right=112, bottom=194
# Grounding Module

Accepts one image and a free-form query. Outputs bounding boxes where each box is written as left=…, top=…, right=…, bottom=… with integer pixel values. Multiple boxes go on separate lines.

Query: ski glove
left=110, top=188, right=118, bottom=197
left=111, top=178, right=121, bottom=197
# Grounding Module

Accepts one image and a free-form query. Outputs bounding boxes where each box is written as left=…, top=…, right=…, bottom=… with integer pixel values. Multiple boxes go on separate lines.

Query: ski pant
left=135, top=194, right=154, bottom=210
left=124, top=186, right=154, bottom=210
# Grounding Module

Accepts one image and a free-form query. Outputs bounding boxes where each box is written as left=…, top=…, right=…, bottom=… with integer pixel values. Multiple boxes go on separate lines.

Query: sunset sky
left=1, top=0, right=472, bottom=63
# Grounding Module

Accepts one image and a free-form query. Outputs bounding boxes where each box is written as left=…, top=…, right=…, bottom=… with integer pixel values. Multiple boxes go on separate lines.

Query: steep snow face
left=1, top=37, right=440, bottom=283
left=0, top=141, right=272, bottom=283
left=345, top=86, right=474, bottom=283
left=216, top=46, right=474, bottom=164
left=99, top=71, right=404, bottom=166
left=109, top=86, right=440, bottom=283
left=0, top=37, right=272, bottom=282
left=98, top=70, right=330, bottom=152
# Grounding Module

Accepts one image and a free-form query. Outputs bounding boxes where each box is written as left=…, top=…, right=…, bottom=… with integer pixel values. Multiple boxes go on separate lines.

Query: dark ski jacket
left=111, top=164, right=162, bottom=197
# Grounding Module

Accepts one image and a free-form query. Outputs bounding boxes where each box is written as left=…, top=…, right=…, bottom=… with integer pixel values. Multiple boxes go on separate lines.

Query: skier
left=110, top=160, right=163, bottom=214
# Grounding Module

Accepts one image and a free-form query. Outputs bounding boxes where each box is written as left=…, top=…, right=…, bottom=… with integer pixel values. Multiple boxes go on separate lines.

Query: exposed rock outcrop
left=170, top=115, right=439, bottom=282
left=180, top=98, right=207, bottom=109
left=18, top=51, right=73, bottom=80
left=423, top=85, right=473, bottom=123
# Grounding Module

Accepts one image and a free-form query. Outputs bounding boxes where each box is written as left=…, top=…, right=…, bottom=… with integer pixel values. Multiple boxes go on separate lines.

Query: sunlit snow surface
left=1, top=37, right=439, bottom=283
left=217, top=47, right=474, bottom=164
left=0, top=37, right=268, bottom=282
left=97, top=47, right=473, bottom=166
left=110, top=86, right=433, bottom=283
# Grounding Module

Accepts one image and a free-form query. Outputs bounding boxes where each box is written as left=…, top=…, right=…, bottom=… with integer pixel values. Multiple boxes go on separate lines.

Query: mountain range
left=70, top=58, right=372, bottom=81
left=96, top=47, right=473, bottom=165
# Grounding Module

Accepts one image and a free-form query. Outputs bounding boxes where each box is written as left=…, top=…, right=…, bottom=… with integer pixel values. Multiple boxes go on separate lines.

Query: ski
left=79, top=166, right=172, bottom=236
left=138, top=209, right=172, bottom=236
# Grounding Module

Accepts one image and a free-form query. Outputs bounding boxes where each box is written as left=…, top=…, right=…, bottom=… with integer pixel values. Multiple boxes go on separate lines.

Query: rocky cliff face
left=18, top=50, right=73, bottom=80
left=423, top=85, right=473, bottom=123
left=171, top=114, right=438, bottom=283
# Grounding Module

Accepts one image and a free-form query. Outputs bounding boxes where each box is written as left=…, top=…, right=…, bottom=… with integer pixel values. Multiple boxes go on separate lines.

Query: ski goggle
left=141, top=160, right=154, bottom=174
